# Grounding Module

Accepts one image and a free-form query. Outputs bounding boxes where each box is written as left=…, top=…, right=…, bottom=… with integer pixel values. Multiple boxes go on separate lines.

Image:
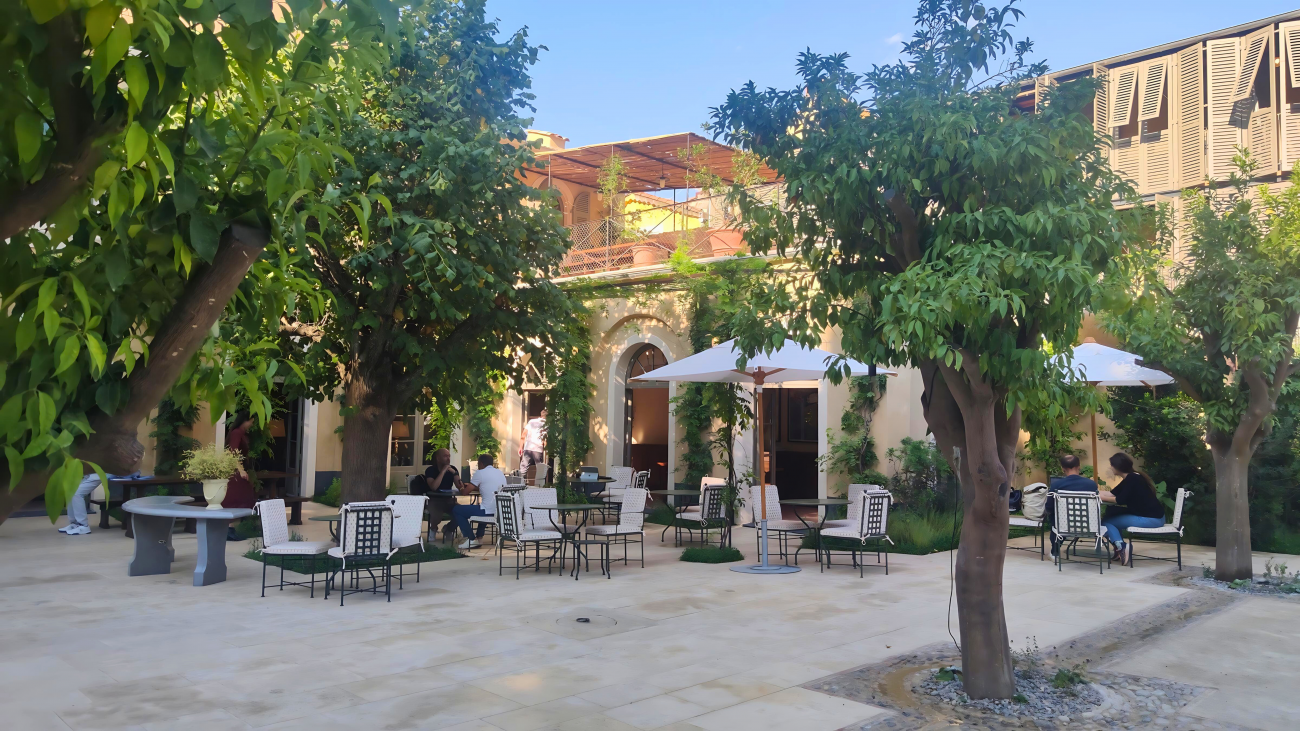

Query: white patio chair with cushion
left=1008, top=483, right=1048, bottom=561
left=1124, top=488, right=1192, bottom=569
left=525, top=462, right=549, bottom=487
left=820, top=490, right=894, bottom=576
left=386, top=494, right=428, bottom=588
left=823, top=484, right=882, bottom=529
left=1051, top=491, right=1110, bottom=574
left=254, top=499, right=332, bottom=598
left=678, top=482, right=730, bottom=547
left=325, top=501, right=396, bottom=605
left=497, top=493, right=563, bottom=579
left=678, top=476, right=724, bottom=523
left=586, top=487, right=648, bottom=568
left=748, top=484, right=809, bottom=565
left=595, top=466, right=635, bottom=522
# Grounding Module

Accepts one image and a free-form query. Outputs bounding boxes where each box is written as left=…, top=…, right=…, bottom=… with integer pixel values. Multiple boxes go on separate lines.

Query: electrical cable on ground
left=947, top=446, right=961, bottom=654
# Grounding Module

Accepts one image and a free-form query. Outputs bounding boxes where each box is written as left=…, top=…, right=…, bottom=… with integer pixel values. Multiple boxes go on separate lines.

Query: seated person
left=1045, top=454, right=1097, bottom=556
left=413, top=448, right=463, bottom=537
left=1099, top=452, right=1166, bottom=566
left=452, top=454, right=507, bottom=549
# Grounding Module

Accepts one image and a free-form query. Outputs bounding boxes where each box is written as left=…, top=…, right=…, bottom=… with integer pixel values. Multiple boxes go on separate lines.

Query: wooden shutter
left=1207, top=37, right=1243, bottom=180
left=1110, top=65, right=1139, bottom=128
left=1173, top=44, right=1205, bottom=188
left=1138, top=60, right=1168, bottom=121
left=573, top=192, right=590, bottom=223
left=1093, top=63, right=1110, bottom=141
left=1247, top=106, right=1278, bottom=173
left=1233, top=28, right=1270, bottom=102
left=1281, top=21, right=1300, bottom=170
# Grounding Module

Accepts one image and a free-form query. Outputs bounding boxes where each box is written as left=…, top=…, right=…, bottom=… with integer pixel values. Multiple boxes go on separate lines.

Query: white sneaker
left=57, top=524, right=74, bottom=533
left=67, top=525, right=91, bottom=535
left=458, top=539, right=481, bottom=549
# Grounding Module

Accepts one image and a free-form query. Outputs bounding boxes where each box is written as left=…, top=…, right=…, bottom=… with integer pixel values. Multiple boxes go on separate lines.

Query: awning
left=528, top=132, right=779, bottom=192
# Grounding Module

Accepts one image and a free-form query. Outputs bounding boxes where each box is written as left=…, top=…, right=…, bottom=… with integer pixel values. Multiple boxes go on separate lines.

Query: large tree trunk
left=922, top=361, right=1018, bottom=699
left=0, top=224, right=269, bottom=525
left=340, top=352, right=401, bottom=504
left=1210, top=440, right=1255, bottom=581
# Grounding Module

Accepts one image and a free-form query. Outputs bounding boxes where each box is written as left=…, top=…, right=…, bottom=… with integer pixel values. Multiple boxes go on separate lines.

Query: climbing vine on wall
left=465, top=377, right=507, bottom=463
left=821, top=375, right=889, bottom=488
left=542, top=305, right=596, bottom=494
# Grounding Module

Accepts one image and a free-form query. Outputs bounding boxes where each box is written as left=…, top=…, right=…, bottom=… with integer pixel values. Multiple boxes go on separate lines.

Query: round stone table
left=123, top=496, right=254, bottom=586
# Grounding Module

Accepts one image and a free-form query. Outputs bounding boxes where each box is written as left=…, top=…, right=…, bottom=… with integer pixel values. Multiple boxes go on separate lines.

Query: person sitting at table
left=1045, top=454, right=1097, bottom=557
left=59, top=471, right=102, bottom=535
left=411, top=449, right=463, bottom=539
left=1099, top=452, right=1166, bottom=566
left=452, top=454, right=506, bottom=550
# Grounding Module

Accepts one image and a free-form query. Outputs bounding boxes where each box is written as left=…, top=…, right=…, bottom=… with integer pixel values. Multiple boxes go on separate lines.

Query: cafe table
left=309, top=514, right=340, bottom=542
left=648, top=489, right=700, bottom=546
left=780, top=498, right=850, bottom=567
left=530, top=503, right=602, bottom=579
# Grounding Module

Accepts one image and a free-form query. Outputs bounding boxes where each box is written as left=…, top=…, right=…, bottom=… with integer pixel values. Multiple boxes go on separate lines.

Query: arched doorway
left=625, top=344, right=669, bottom=491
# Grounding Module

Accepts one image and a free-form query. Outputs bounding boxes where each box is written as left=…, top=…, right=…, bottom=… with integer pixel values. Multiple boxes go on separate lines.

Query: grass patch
left=801, top=508, right=962, bottom=555
left=680, top=545, right=744, bottom=563
left=644, top=502, right=685, bottom=526
left=243, top=544, right=462, bottom=574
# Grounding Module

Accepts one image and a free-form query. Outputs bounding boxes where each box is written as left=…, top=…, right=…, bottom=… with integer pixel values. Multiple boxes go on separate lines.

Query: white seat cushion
left=821, top=526, right=885, bottom=540
left=469, top=515, right=496, bottom=524
left=822, top=519, right=851, bottom=529
left=679, top=507, right=701, bottom=517
left=586, top=525, right=643, bottom=536
left=1009, top=517, right=1042, bottom=528
left=1126, top=524, right=1178, bottom=534
left=763, top=520, right=809, bottom=531
left=263, top=541, right=331, bottom=555
left=516, top=530, right=563, bottom=541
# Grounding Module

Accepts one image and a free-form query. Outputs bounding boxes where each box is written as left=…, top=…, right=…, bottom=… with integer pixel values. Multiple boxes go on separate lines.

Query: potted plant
left=181, top=445, right=243, bottom=509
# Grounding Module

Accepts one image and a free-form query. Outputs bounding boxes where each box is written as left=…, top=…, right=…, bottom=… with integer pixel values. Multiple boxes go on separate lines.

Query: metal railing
left=559, top=184, right=782, bottom=278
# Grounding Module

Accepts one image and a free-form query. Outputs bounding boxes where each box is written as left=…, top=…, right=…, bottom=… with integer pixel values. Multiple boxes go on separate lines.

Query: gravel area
left=1188, top=575, right=1300, bottom=600
left=917, top=666, right=1103, bottom=723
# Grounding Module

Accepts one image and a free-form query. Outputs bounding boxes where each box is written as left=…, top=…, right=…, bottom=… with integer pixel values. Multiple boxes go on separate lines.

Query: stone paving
left=0, top=501, right=1295, bottom=731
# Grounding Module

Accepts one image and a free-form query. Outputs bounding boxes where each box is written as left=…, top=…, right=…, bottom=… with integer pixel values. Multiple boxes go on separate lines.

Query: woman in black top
left=1099, top=452, right=1166, bottom=565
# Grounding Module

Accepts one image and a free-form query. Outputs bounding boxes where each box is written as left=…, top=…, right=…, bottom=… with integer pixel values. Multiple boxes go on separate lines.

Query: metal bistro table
left=309, top=514, right=341, bottom=541
left=648, top=489, right=699, bottom=546
left=532, top=503, right=603, bottom=580
left=122, top=496, right=253, bottom=586
left=780, top=498, right=850, bottom=568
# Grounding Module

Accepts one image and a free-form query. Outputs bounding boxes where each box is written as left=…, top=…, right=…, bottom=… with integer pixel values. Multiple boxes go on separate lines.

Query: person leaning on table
left=451, top=454, right=506, bottom=550
left=1099, top=452, right=1166, bottom=567
left=1045, top=453, right=1098, bottom=557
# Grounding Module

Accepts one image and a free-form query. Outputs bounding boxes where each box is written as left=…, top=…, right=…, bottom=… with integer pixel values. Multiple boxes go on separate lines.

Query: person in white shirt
left=519, top=408, right=547, bottom=474
left=453, top=454, right=507, bottom=549
left=59, top=472, right=101, bottom=535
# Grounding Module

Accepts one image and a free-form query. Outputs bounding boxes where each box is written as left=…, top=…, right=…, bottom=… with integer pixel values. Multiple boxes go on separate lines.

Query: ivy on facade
left=820, top=375, right=889, bottom=489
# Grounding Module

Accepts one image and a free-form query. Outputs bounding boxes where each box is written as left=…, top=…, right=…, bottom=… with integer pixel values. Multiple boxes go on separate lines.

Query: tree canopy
left=710, top=0, right=1130, bottom=698
left=1, top=0, right=401, bottom=522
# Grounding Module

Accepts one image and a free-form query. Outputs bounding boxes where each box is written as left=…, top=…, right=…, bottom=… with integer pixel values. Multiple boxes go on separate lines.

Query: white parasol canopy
left=1065, top=341, right=1175, bottom=387
left=632, top=338, right=892, bottom=575
left=630, top=339, right=894, bottom=385
left=1059, top=339, right=1174, bottom=475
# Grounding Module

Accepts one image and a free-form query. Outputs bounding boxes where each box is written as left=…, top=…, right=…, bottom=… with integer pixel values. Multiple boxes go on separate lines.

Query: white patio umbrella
left=632, top=338, right=894, bottom=575
left=1061, top=339, right=1174, bottom=475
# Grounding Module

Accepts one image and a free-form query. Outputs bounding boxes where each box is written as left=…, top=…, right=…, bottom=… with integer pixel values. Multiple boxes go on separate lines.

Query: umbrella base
left=730, top=564, right=800, bottom=574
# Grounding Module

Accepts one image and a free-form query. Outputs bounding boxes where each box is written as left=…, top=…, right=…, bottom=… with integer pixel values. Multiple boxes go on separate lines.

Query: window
left=786, top=389, right=818, bottom=443
left=390, top=414, right=416, bottom=467
left=573, top=191, right=591, bottom=223
left=627, top=344, right=668, bottom=380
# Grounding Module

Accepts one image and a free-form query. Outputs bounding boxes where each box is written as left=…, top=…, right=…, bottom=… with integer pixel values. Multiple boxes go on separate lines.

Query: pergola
left=527, top=132, right=779, bottom=192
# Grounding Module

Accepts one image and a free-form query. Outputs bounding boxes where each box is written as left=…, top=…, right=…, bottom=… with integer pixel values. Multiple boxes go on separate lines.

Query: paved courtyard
left=0, top=501, right=1295, bottom=731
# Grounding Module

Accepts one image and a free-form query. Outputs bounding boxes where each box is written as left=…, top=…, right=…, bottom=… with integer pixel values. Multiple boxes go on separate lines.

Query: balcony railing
left=558, top=184, right=782, bottom=278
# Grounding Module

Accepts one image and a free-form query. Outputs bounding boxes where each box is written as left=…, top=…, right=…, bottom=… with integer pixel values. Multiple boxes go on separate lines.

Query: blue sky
left=484, top=0, right=1299, bottom=147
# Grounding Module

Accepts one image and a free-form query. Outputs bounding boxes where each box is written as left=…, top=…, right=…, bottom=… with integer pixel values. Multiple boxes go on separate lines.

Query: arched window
left=572, top=191, right=591, bottom=223
left=627, top=344, right=668, bottom=380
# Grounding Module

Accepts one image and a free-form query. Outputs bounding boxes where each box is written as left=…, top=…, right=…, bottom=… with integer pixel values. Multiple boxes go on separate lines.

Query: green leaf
left=15, top=112, right=43, bottom=163
left=92, top=19, right=131, bottom=87
left=192, top=32, right=228, bottom=90
left=68, top=274, right=91, bottom=319
left=93, top=160, right=120, bottom=194
left=36, top=277, right=58, bottom=311
left=86, top=333, right=107, bottom=377
left=154, top=136, right=175, bottom=177
left=0, top=395, right=23, bottom=440
left=55, top=336, right=80, bottom=375
left=38, top=390, right=56, bottom=434
left=22, top=433, right=52, bottom=459
left=25, top=0, right=68, bottom=24
left=14, top=313, right=35, bottom=355
left=4, top=447, right=22, bottom=490
left=173, top=175, right=198, bottom=213
left=189, top=210, right=222, bottom=263
left=123, top=57, right=149, bottom=107
left=42, top=306, right=60, bottom=343
left=265, top=168, right=287, bottom=203
left=84, top=1, right=119, bottom=45
left=103, top=246, right=130, bottom=290
left=125, top=122, right=147, bottom=166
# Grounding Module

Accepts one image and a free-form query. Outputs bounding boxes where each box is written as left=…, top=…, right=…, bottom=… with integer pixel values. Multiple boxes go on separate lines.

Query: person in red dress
left=223, top=412, right=257, bottom=510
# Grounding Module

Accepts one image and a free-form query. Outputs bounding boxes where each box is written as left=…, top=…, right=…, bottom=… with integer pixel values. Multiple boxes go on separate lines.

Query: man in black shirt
left=411, top=449, right=464, bottom=539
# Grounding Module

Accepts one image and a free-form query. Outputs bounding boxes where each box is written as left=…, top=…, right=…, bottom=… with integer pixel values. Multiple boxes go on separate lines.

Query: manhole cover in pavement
left=559, top=615, right=617, bottom=630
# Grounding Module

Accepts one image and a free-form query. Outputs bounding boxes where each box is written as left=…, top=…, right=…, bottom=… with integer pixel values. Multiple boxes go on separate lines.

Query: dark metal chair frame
left=676, top=484, right=731, bottom=548
left=325, top=503, right=394, bottom=605
left=821, top=492, right=893, bottom=577
left=1052, top=492, right=1111, bottom=574
left=497, top=493, right=563, bottom=579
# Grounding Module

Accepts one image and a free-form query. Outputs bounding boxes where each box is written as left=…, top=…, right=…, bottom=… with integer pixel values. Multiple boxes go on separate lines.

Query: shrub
left=680, top=545, right=744, bottom=563
left=181, top=445, right=243, bottom=481
left=314, top=478, right=343, bottom=508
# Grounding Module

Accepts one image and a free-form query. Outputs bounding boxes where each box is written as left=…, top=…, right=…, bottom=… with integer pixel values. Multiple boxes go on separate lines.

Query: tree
left=1102, top=158, right=1300, bottom=580
left=711, top=0, right=1129, bottom=698
left=0, top=0, right=397, bottom=523
left=273, top=0, right=577, bottom=502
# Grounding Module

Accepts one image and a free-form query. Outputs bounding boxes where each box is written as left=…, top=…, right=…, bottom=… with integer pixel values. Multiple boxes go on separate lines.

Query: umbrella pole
left=1091, top=410, right=1099, bottom=480
left=732, top=372, right=798, bottom=574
